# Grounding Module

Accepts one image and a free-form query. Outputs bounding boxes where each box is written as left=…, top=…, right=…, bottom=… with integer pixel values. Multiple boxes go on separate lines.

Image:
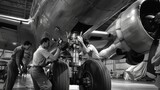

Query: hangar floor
left=0, top=74, right=158, bottom=90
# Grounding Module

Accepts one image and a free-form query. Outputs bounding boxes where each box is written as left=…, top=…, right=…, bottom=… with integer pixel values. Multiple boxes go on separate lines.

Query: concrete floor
left=0, top=74, right=158, bottom=90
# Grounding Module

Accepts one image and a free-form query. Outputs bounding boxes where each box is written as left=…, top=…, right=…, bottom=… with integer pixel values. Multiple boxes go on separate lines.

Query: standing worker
left=29, top=37, right=62, bottom=90
left=3, top=41, right=32, bottom=90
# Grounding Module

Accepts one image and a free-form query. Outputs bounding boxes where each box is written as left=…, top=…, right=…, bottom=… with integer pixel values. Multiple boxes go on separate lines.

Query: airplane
left=0, top=0, right=160, bottom=90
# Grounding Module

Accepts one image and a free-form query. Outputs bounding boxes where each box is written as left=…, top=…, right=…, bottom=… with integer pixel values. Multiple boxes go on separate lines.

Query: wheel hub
left=82, top=71, right=93, bottom=89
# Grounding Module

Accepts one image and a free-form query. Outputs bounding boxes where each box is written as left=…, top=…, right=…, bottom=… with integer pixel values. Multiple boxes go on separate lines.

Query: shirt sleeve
left=40, top=49, right=51, bottom=59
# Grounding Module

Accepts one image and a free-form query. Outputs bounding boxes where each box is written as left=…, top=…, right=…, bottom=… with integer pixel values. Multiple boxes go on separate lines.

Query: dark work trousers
left=3, top=60, right=19, bottom=90
left=155, top=74, right=160, bottom=89
left=29, top=66, right=52, bottom=90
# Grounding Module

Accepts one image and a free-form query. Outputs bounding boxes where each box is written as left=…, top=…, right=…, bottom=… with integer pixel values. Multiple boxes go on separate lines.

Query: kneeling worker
left=29, top=37, right=62, bottom=90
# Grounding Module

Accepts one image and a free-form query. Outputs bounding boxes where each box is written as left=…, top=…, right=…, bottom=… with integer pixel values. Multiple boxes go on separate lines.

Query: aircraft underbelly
left=32, top=0, right=133, bottom=43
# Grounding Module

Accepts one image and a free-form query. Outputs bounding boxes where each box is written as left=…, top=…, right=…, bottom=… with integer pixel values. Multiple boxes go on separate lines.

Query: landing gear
left=51, top=61, right=70, bottom=90
left=79, top=60, right=111, bottom=90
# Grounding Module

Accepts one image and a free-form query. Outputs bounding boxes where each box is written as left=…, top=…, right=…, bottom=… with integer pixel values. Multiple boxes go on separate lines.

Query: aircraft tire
left=51, top=61, right=70, bottom=90
left=79, top=60, right=111, bottom=90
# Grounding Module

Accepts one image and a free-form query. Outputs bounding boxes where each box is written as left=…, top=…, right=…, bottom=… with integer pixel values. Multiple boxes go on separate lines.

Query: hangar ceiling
left=0, top=0, right=33, bottom=19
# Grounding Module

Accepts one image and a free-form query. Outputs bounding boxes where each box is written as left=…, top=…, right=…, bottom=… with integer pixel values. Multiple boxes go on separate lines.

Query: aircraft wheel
left=51, top=61, right=70, bottom=90
left=79, top=60, right=111, bottom=90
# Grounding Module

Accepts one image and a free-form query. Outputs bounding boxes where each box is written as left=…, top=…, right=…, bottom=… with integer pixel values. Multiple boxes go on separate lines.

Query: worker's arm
left=48, top=38, right=63, bottom=61
left=43, top=39, right=62, bottom=62
left=48, top=47, right=61, bottom=61
left=15, top=50, right=23, bottom=73
left=40, top=47, right=61, bottom=63
left=77, top=36, right=91, bottom=54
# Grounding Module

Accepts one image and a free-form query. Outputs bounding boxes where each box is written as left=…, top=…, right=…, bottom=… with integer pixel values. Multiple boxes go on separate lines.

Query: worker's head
left=40, top=37, right=50, bottom=49
left=70, top=31, right=78, bottom=41
left=68, top=31, right=79, bottom=45
left=23, top=41, right=32, bottom=50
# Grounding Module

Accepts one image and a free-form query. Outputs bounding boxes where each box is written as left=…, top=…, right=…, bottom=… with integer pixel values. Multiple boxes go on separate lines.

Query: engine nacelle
left=120, top=0, right=160, bottom=64
left=120, top=0, right=160, bottom=53
left=100, top=0, right=160, bottom=65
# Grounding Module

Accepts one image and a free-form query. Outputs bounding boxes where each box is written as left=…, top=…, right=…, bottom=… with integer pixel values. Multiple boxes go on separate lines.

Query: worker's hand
left=45, top=60, right=52, bottom=66
left=18, top=67, right=23, bottom=76
left=57, top=38, right=63, bottom=49
left=58, top=38, right=63, bottom=45
left=77, top=36, right=83, bottom=43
